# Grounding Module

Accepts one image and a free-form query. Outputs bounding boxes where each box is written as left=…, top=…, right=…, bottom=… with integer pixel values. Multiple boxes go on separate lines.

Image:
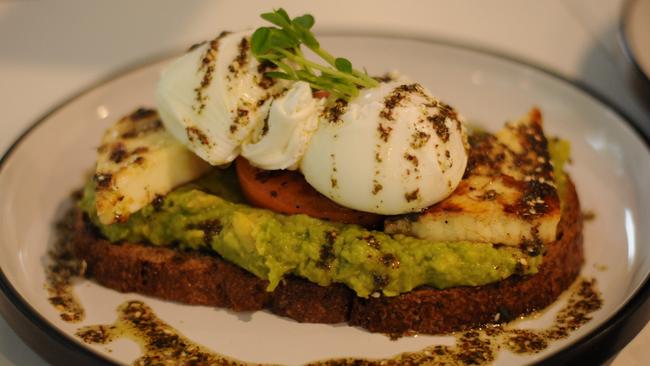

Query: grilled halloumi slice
left=94, top=108, right=211, bottom=225
left=385, top=108, right=561, bottom=247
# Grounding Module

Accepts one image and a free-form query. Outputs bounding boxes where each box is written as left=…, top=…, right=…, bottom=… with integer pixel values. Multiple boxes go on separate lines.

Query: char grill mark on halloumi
left=385, top=108, right=561, bottom=247
left=94, top=109, right=211, bottom=225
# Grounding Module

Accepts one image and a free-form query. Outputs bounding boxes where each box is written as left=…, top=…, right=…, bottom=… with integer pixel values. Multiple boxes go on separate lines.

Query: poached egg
left=300, top=81, right=468, bottom=214
left=156, top=30, right=289, bottom=166
left=156, top=32, right=468, bottom=215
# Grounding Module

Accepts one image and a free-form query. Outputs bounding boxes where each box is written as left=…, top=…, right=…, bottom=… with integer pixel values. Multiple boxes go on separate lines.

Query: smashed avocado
left=80, top=144, right=568, bottom=298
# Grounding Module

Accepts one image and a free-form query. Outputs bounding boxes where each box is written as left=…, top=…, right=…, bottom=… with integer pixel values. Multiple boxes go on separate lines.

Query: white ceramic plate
left=1, top=35, right=650, bottom=365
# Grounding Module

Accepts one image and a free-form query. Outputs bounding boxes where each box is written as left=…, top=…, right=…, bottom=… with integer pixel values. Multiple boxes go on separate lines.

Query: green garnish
left=251, top=8, right=379, bottom=101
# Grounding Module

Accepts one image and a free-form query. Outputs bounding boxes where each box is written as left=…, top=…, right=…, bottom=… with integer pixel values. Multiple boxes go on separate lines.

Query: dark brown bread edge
left=350, top=178, right=583, bottom=334
left=72, top=178, right=582, bottom=334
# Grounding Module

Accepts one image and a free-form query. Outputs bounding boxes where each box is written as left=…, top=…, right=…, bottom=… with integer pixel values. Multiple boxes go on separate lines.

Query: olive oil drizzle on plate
left=315, top=278, right=602, bottom=365
left=46, top=197, right=603, bottom=365
left=45, top=195, right=86, bottom=323
left=76, top=301, right=248, bottom=366
left=73, top=278, right=601, bottom=366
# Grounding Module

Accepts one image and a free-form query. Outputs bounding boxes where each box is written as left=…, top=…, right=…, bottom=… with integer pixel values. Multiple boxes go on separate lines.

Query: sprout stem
left=252, top=9, right=379, bottom=100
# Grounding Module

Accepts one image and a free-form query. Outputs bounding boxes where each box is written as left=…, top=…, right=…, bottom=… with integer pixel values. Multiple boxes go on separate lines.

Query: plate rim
left=620, top=0, right=650, bottom=89
left=1, top=34, right=649, bottom=366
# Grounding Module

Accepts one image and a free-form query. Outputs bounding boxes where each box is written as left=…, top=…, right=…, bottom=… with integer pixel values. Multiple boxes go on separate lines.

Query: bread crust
left=72, top=179, right=582, bottom=334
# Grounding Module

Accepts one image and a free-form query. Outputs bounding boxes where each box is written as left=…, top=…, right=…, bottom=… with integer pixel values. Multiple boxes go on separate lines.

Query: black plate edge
left=0, top=33, right=648, bottom=366
left=619, top=0, right=650, bottom=90
left=0, top=272, right=116, bottom=365
left=0, top=54, right=176, bottom=366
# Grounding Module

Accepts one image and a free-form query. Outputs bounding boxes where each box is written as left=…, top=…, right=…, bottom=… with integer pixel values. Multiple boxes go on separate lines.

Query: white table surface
left=0, top=0, right=648, bottom=364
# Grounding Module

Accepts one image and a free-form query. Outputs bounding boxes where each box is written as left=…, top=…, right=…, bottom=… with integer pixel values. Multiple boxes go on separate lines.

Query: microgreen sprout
left=251, top=8, right=378, bottom=101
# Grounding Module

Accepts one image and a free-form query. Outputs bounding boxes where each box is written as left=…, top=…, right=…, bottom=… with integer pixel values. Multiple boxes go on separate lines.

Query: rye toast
left=71, top=177, right=581, bottom=334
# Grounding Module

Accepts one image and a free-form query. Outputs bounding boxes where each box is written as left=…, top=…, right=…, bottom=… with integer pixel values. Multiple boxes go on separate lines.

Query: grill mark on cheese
left=93, top=173, right=112, bottom=190
left=129, top=108, right=157, bottom=121
left=385, top=108, right=561, bottom=245
left=108, top=143, right=150, bottom=164
left=109, top=143, right=128, bottom=163
left=504, top=180, right=557, bottom=219
left=95, top=109, right=212, bottom=225
left=120, top=118, right=163, bottom=139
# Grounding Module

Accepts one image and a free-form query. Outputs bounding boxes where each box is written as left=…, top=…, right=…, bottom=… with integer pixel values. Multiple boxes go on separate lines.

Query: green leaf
left=292, top=14, right=315, bottom=29
left=251, top=9, right=378, bottom=101
left=264, top=71, right=295, bottom=80
left=275, top=8, right=291, bottom=24
left=261, top=11, right=290, bottom=28
left=273, top=61, right=300, bottom=80
left=251, top=27, right=271, bottom=55
left=295, top=69, right=311, bottom=78
left=296, top=70, right=321, bottom=83
left=335, top=58, right=352, bottom=73
left=296, top=27, right=319, bottom=48
left=256, top=53, right=282, bottom=62
left=268, top=28, right=298, bottom=49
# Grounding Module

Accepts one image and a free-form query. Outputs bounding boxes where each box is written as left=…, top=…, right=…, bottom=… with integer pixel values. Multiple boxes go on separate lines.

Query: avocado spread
left=80, top=141, right=569, bottom=298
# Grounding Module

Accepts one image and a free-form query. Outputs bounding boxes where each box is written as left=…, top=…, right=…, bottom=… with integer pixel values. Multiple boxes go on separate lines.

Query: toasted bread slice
left=71, top=176, right=582, bottom=334
left=385, top=108, right=561, bottom=246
